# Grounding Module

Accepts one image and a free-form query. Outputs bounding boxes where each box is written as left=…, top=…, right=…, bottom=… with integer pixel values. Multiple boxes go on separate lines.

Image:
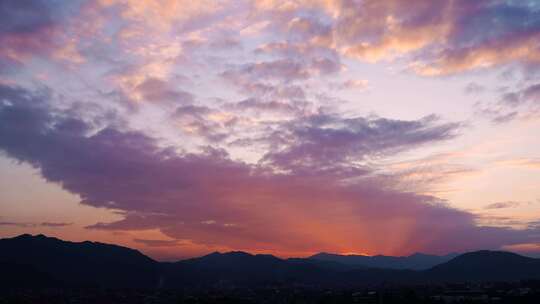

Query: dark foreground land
left=2, top=281, right=540, bottom=304
left=2, top=235, right=540, bottom=303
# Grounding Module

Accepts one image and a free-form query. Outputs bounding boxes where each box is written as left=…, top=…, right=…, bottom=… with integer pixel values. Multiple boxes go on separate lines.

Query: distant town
left=2, top=281, right=540, bottom=304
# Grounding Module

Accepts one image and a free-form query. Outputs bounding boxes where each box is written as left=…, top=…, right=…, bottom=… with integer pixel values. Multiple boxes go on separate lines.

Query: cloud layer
left=0, top=0, right=539, bottom=258
left=1, top=84, right=538, bottom=255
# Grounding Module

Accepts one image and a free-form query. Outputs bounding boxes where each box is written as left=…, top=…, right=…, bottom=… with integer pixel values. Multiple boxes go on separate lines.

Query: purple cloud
left=223, top=59, right=311, bottom=82
left=485, top=201, right=522, bottom=209
left=0, top=0, right=79, bottom=71
left=464, top=82, right=485, bottom=95
left=135, top=78, right=194, bottom=104
left=261, top=113, right=460, bottom=172
left=0, top=222, right=34, bottom=228
left=1, top=84, right=538, bottom=255
left=40, top=222, right=73, bottom=227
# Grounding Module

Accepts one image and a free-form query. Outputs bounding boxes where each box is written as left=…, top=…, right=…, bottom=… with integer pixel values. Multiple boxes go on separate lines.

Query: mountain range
left=307, top=251, right=459, bottom=270
left=1, top=234, right=540, bottom=289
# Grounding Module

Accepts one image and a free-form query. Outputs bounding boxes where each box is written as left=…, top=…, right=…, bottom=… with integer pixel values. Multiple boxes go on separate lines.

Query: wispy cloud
left=40, top=222, right=73, bottom=227
left=485, top=201, right=522, bottom=210
left=133, top=238, right=184, bottom=247
left=0, top=221, right=72, bottom=228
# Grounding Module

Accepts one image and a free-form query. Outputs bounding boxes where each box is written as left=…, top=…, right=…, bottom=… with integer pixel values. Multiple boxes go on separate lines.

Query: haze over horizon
left=1, top=0, right=540, bottom=261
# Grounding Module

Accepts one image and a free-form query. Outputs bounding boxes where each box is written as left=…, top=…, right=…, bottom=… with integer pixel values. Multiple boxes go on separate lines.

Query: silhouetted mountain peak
left=310, top=252, right=338, bottom=258
left=226, top=250, right=252, bottom=256
left=447, top=250, right=532, bottom=264
left=427, top=250, right=540, bottom=282
left=13, top=233, right=33, bottom=239
left=192, top=250, right=282, bottom=266
left=14, top=233, right=49, bottom=240
left=0, top=234, right=160, bottom=288
left=200, top=250, right=252, bottom=259
left=462, top=250, right=520, bottom=256
left=311, top=252, right=365, bottom=258
left=12, top=233, right=76, bottom=244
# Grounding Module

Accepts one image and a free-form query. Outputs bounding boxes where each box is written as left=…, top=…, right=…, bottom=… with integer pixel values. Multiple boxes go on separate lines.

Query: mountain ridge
left=308, top=251, right=460, bottom=270
left=2, top=234, right=540, bottom=288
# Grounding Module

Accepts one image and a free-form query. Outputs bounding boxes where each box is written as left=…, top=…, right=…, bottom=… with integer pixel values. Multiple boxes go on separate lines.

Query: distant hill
left=287, top=256, right=359, bottom=272
left=427, top=250, right=540, bottom=282
left=309, top=251, right=459, bottom=270
left=1, top=234, right=539, bottom=289
left=0, top=234, right=159, bottom=288
left=160, top=251, right=334, bottom=288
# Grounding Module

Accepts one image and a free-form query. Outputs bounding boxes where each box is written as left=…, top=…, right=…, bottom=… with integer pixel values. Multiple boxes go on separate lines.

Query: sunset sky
left=1, top=0, right=540, bottom=260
